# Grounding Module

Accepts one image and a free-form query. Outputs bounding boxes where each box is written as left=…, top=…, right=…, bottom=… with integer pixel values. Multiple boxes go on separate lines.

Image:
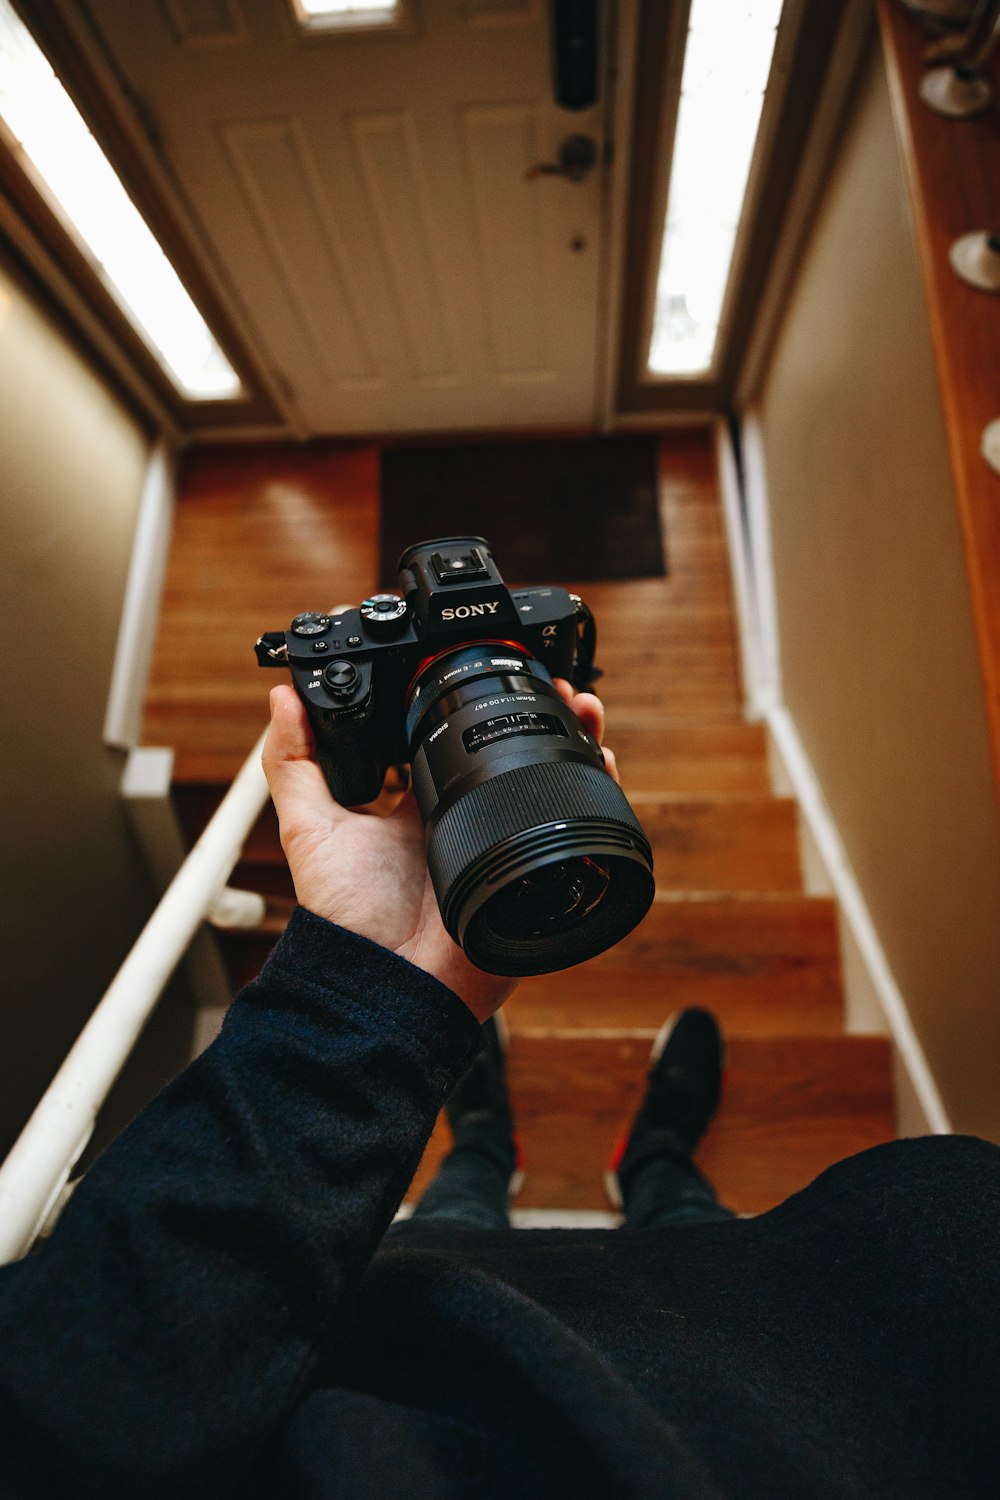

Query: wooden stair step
left=408, top=1034, right=895, bottom=1217
left=612, top=720, right=770, bottom=794
left=166, top=714, right=773, bottom=798
left=217, top=890, right=844, bottom=1033
left=177, top=785, right=802, bottom=896
left=230, top=863, right=295, bottom=900
left=510, top=894, right=843, bottom=1036
left=633, top=794, right=801, bottom=891
left=173, top=784, right=280, bottom=861
left=142, top=434, right=745, bottom=813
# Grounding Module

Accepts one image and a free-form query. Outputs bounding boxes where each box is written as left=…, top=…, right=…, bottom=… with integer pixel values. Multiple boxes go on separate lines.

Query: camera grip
left=302, top=691, right=386, bottom=807
left=314, top=750, right=385, bottom=809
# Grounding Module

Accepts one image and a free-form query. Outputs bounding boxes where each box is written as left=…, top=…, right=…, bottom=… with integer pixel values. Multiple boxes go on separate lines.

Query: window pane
left=293, top=0, right=401, bottom=25
left=0, top=0, right=242, bottom=400
left=648, top=0, right=783, bottom=378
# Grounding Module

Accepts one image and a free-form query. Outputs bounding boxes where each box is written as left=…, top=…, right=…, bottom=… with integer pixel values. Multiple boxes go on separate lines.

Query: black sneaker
left=605, top=1008, right=726, bottom=1209
left=446, top=1013, right=524, bottom=1195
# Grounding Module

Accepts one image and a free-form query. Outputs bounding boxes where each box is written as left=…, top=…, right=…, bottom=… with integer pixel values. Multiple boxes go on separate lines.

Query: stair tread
left=177, top=785, right=802, bottom=893
left=223, top=890, right=844, bottom=1037
left=514, top=895, right=843, bottom=1033
left=168, top=719, right=772, bottom=793
left=635, top=795, right=801, bottom=891
left=610, top=721, right=771, bottom=793
left=408, top=1034, right=895, bottom=1216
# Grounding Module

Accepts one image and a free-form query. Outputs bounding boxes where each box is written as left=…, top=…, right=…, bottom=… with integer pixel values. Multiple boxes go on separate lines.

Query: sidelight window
left=0, top=0, right=243, bottom=400
left=648, top=0, right=783, bottom=377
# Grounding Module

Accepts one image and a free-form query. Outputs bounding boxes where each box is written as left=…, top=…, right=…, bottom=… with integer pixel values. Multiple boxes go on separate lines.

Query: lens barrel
left=407, top=646, right=654, bottom=976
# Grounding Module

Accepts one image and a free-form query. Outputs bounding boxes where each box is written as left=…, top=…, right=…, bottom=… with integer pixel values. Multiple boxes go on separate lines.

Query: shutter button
left=323, top=660, right=359, bottom=699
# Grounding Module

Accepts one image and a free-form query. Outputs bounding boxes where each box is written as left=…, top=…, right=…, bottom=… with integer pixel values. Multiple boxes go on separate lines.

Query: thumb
left=261, top=684, right=346, bottom=834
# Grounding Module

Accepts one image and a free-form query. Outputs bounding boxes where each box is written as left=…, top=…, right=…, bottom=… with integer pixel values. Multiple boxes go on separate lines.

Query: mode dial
left=360, top=593, right=408, bottom=637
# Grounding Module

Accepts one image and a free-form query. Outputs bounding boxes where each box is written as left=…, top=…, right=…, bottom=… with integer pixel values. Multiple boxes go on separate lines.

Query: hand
left=261, top=681, right=618, bottom=1022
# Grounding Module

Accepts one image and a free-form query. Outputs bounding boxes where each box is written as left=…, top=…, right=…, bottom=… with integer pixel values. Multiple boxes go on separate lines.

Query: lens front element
left=482, top=858, right=614, bottom=936
left=408, top=646, right=655, bottom=976
left=483, top=856, right=611, bottom=942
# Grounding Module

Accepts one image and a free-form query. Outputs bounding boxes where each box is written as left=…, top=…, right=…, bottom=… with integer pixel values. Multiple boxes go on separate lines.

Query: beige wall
left=0, top=257, right=192, bottom=1159
left=756, top=41, right=1000, bottom=1141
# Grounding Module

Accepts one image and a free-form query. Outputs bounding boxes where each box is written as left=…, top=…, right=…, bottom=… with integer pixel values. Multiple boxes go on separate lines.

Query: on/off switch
left=323, top=660, right=359, bottom=699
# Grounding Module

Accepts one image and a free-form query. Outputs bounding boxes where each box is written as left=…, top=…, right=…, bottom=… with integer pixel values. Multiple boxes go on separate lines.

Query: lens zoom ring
left=427, top=761, right=648, bottom=895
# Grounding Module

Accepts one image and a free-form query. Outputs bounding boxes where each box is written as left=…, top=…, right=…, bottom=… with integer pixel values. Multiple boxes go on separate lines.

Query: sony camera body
left=257, top=537, right=653, bottom=976
left=256, top=537, right=586, bottom=807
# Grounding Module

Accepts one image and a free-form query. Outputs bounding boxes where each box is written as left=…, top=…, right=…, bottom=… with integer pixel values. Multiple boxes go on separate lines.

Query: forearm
left=0, top=908, right=481, bottom=1498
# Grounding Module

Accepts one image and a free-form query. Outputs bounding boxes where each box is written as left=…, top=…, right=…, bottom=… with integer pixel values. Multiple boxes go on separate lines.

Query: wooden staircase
left=151, top=432, right=896, bottom=1218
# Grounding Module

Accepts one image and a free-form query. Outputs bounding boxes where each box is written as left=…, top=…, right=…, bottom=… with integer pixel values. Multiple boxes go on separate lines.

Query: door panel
left=83, top=0, right=611, bottom=434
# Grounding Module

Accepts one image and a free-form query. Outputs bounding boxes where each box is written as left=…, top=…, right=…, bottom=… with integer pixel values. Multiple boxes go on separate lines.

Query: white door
left=83, top=0, right=616, bottom=435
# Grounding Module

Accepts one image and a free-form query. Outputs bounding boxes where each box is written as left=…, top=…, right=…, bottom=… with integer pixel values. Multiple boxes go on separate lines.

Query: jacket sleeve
left=0, top=907, right=482, bottom=1499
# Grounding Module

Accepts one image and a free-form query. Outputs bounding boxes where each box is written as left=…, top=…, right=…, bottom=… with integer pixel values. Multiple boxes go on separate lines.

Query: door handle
left=526, top=133, right=598, bottom=183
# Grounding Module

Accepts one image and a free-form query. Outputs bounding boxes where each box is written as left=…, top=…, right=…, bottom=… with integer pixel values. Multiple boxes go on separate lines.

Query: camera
left=256, top=537, right=654, bottom=976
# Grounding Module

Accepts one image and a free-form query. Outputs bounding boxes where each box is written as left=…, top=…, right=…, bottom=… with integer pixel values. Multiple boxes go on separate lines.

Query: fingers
left=552, top=677, right=605, bottom=744
left=569, top=691, right=605, bottom=746
left=552, top=677, right=618, bottom=783
left=264, top=685, right=316, bottom=763
left=262, top=685, right=347, bottom=834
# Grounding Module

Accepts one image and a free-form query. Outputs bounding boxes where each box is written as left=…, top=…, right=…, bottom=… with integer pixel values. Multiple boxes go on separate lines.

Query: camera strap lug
left=570, top=596, right=602, bottom=689
left=255, top=633, right=289, bottom=666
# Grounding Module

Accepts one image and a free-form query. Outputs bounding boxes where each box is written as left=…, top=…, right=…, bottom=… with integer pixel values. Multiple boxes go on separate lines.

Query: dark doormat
left=378, top=435, right=665, bottom=587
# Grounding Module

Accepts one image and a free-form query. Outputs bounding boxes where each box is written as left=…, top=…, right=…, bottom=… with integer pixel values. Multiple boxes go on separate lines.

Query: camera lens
left=482, top=856, right=611, bottom=942
left=406, top=645, right=654, bottom=976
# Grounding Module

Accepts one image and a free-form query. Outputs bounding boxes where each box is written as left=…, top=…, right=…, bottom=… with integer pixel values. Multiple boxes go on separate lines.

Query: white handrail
left=0, top=731, right=271, bottom=1265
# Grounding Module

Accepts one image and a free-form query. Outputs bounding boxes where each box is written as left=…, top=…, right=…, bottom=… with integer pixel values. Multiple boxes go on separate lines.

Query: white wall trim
left=594, top=0, right=640, bottom=430
left=714, top=417, right=772, bottom=720
left=111, top=475, right=265, bottom=1046
left=120, top=746, right=236, bottom=1018
left=765, top=705, right=950, bottom=1135
left=721, top=408, right=951, bottom=1137
left=104, top=437, right=176, bottom=750
left=738, top=414, right=783, bottom=712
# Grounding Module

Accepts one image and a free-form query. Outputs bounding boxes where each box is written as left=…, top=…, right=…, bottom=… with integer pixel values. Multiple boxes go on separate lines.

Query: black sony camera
left=256, top=537, right=654, bottom=977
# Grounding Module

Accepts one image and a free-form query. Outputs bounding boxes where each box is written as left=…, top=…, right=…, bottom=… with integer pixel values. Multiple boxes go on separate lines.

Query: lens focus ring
left=426, top=759, right=647, bottom=902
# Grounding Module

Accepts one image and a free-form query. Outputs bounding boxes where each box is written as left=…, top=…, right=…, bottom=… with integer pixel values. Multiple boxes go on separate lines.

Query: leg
left=617, top=1127, right=734, bottom=1228
left=608, top=1009, right=736, bottom=1229
left=388, top=1119, right=516, bottom=1236
left=386, top=1016, right=520, bottom=1239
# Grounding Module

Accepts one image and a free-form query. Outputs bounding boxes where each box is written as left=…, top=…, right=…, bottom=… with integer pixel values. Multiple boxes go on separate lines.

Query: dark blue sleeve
left=0, top=908, right=482, bottom=1498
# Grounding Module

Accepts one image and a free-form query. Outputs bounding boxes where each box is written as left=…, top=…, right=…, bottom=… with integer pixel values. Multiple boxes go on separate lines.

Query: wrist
left=448, top=970, right=517, bottom=1025
left=391, top=932, right=516, bottom=1023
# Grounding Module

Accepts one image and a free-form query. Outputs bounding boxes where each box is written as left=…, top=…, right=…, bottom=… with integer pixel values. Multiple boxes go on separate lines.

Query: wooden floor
left=151, top=430, right=895, bottom=1217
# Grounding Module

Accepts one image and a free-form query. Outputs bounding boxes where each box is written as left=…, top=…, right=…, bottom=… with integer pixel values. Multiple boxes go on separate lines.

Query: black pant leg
left=619, top=1126, right=735, bottom=1229
left=386, top=1118, right=515, bottom=1237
